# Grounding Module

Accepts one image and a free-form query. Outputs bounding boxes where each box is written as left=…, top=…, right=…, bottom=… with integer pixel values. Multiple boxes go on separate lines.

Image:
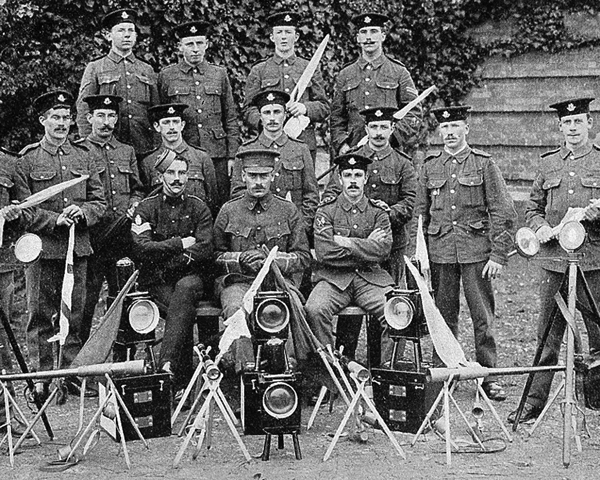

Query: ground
left=1, top=253, right=600, bottom=480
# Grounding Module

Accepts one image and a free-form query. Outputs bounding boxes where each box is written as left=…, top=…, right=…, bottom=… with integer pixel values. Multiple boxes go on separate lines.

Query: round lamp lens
left=515, top=227, right=540, bottom=258
left=263, top=382, right=298, bottom=419
left=558, top=221, right=586, bottom=252
left=129, top=299, right=159, bottom=334
left=256, top=299, right=290, bottom=334
left=384, top=296, right=414, bottom=330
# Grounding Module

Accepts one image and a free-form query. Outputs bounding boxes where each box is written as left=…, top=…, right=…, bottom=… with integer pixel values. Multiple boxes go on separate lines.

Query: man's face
left=356, top=26, right=385, bottom=55
left=87, top=108, right=118, bottom=139
left=270, top=26, right=298, bottom=55
left=39, top=107, right=71, bottom=144
left=242, top=170, right=274, bottom=199
left=179, top=35, right=208, bottom=66
left=559, top=113, right=591, bottom=148
left=439, top=120, right=469, bottom=152
left=154, top=116, right=185, bottom=144
left=260, top=104, right=286, bottom=134
left=339, top=168, right=367, bottom=200
left=106, top=22, right=137, bottom=54
left=160, top=159, right=188, bottom=197
left=365, top=120, right=393, bottom=149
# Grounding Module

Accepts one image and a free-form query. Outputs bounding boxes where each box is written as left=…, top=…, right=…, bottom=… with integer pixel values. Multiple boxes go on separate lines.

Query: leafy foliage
left=0, top=0, right=597, bottom=151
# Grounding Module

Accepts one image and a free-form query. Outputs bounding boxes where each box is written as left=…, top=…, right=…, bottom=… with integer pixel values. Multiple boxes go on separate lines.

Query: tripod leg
left=476, top=382, right=512, bottom=442
left=277, top=433, right=284, bottom=450
left=444, top=380, right=451, bottom=466
left=261, top=434, right=271, bottom=461
left=307, top=386, right=328, bottom=430
left=3, top=380, right=14, bottom=466
left=292, top=432, right=302, bottom=460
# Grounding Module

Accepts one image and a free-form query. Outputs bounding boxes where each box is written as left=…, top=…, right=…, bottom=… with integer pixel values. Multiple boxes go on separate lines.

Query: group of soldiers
left=0, top=6, right=599, bottom=433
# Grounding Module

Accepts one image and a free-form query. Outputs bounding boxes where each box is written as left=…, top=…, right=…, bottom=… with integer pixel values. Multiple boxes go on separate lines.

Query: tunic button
left=127, top=85, right=131, bottom=89
left=127, top=100, right=132, bottom=104
left=276, top=187, right=280, bottom=191
left=257, top=226, right=261, bottom=230
left=126, top=71, right=131, bottom=76
left=365, top=91, right=370, bottom=96
left=373, top=169, right=378, bottom=174
left=353, top=224, right=358, bottom=229
left=196, top=96, right=201, bottom=100
left=452, top=221, right=457, bottom=225
left=172, top=220, right=175, bottom=223
left=64, top=198, right=68, bottom=202
left=451, top=174, right=456, bottom=178
left=112, top=190, right=116, bottom=195
left=198, top=123, right=202, bottom=128
left=111, top=174, right=115, bottom=178
left=450, top=189, right=455, bottom=194
left=365, top=105, right=370, bottom=109
left=193, top=69, right=198, bottom=73
left=62, top=165, right=66, bottom=170
left=110, top=160, right=114, bottom=163
left=366, top=65, right=371, bottom=70
left=128, top=115, right=132, bottom=118
left=257, top=210, right=261, bottom=214
left=284, top=74, right=289, bottom=79
left=106, top=146, right=110, bottom=150
left=365, top=78, right=370, bottom=82
left=285, top=88, right=290, bottom=92
left=451, top=205, right=456, bottom=210
left=284, top=63, right=288, bottom=67
left=569, top=172, right=575, bottom=176
left=452, top=159, right=457, bottom=163
left=113, top=207, right=117, bottom=211
left=568, top=189, right=574, bottom=194
left=275, top=173, right=280, bottom=176
left=195, top=81, right=200, bottom=85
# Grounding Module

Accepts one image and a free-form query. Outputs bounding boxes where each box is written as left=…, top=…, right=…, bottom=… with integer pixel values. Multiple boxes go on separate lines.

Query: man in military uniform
left=509, top=98, right=600, bottom=423
left=158, top=21, right=240, bottom=209
left=132, top=150, right=213, bottom=389
left=305, top=153, right=395, bottom=366
left=76, top=9, right=158, bottom=156
left=141, top=103, right=218, bottom=216
left=417, top=106, right=516, bottom=401
left=17, top=90, right=106, bottom=399
left=324, top=107, right=416, bottom=283
left=214, top=149, right=311, bottom=374
left=243, top=12, right=329, bottom=161
left=78, top=94, right=144, bottom=346
left=231, top=90, right=318, bottom=231
left=331, top=13, right=421, bottom=155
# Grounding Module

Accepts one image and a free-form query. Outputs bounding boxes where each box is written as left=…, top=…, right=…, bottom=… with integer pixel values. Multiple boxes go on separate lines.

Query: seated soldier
left=213, top=148, right=311, bottom=374
left=305, top=154, right=395, bottom=371
left=131, top=150, right=213, bottom=390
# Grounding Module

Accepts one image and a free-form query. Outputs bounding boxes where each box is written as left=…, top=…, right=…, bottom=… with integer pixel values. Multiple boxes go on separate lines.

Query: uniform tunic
left=524, top=142, right=600, bottom=407
left=230, top=133, right=318, bottom=230
left=331, top=54, right=421, bottom=154
left=140, top=141, right=218, bottom=216
left=17, top=137, right=106, bottom=370
left=132, top=191, right=213, bottom=386
left=76, top=51, right=159, bottom=155
left=416, top=145, right=516, bottom=368
left=243, top=53, right=329, bottom=156
left=305, top=194, right=395, bottom=362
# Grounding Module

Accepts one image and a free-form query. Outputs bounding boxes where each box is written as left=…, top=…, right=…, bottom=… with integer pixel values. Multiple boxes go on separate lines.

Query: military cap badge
left=348, top=157, right=357, bottom=165
left=284, top=14, right=292, bottom=22
left=375, top=109, right=383, bottom=117
left=442, top=110, right=450, bottom=119
left=168, top=106, right=175, bottom=114
left=57, top=94, right=66, bottom=102
left=267, top=93, right=275, bottom=101
left=190, top=26, right=197, bottom=33
left=567, top=103, right=576, bottom=112
left=103, top=97, right=112, bottom=105
left=364, top=16, right=371, bottom=23
left=121, top=11, right=129, bottom=19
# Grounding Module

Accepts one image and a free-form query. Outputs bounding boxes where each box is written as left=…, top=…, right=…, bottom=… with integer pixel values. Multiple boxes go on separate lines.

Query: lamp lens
left=256, top=299, right=290, bottom=334
left=262, top=382, right=298, bottom=419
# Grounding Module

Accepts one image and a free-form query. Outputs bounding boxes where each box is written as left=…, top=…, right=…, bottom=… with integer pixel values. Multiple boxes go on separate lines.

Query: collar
left=243, top=191, right=274, bottom=211
left=259, top=132, right=287, bottom=148
left=179, top=59, right=207, bottom=74
left=160, top=141, right=188, bottom=155
left=163, top=192, right=186, bottom=205
left=108, top=50, right=135, bottom=64
left=40, top=136, right=70, bottom=155
left=358, top=54, right=385, bottom=70
left=364, top=143, right=392, bottom=160
left=562, top=142, right=593, bottom=159
left=273, top=53, right=297, bottom=65
left=339, top=193, right=368, bottom=212
left=87, top=134, right=117, bottom=148
left=442, top=144, right=471, bottom=164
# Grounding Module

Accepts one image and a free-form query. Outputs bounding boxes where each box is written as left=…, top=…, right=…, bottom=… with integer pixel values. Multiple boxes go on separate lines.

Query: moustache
left=170, top=181, right=183, bottom=186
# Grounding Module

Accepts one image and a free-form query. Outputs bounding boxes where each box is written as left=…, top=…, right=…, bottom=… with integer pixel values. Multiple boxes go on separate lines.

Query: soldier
left=132, top=150, right=213, bottom=389
left=78, top=94, right=145, bottom=346
left=508, top=98, right=600, bottom=423
left=76, top=8, right=158, bottom=156
left=243, top=12, right=329, bottom=161
left=231, top=90, right=318, bottom=231
left=417, top=106, right=516, bottom=401
left=158, top=21, right=240, bottom=209
left=331, top=13, right=421, bottom=156
left=141, top=103, right=218, bottom=217
left=214, top=149, right=311, bottom=374
left=305, top=153, right=395, bottom=367
left=324, top=107, right=416, bottom=283
left=17, top=90, right=106, bottom=400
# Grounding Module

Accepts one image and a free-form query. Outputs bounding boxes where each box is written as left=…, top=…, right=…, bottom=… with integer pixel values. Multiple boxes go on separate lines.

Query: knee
left=175, top=275, right=203, bottom=297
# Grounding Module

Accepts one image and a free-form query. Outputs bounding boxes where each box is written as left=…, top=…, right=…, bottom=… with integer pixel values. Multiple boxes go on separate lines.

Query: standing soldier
left=76, top=8, right=158, bottom=156
left=508, top=98, right=600, bottom=423
left=416, top=106, right=516, bottom=401
left=243, top=12, right=329, bottom=162
left=141, top=103, right=218, bottom=217
left=17, top=90, right=106, bottom=400
left=78, top=94, right=144, bottom=346
left=324, top=107, right=416, bottom=283
left=231, top=90, right=318, bottom=231
left=158, top=21, right=240, bottom=209
left=331, top=13, right=421, bottom=156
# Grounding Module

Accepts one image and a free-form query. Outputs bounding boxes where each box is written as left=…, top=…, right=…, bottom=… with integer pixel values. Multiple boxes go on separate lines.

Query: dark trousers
left=212, top=157, right=230, bottom=210
left=152, top=274, right=204, bottom=388
left=527, top=268, right=600, bottom=408
left=26, top=258, right=87, bottom=372
left=431, top=261, right=497, bottom=368
left=81, top=250, right=121, bottom=345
